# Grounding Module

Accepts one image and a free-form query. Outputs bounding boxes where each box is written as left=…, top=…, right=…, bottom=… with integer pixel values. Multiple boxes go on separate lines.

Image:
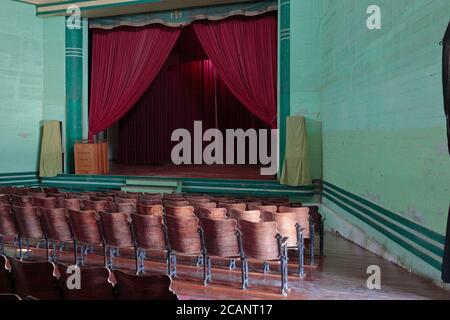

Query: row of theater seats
left=0, top=187, right=323, bottom=295
left=0, top=254, right=177, bottom=300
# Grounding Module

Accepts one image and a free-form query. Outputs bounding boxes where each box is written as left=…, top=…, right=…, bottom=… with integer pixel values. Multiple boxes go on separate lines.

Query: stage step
left=122, top=179, right=182, bottom=194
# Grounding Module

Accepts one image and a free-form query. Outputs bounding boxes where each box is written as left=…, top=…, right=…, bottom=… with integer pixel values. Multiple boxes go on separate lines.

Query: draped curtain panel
left=193, top=13, right=278, bottom=127
left=89, top=25, right=180, bottom=137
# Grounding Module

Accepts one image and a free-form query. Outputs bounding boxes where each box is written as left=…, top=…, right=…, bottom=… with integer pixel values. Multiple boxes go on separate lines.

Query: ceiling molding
left=18, top=0, right=259, bottom=18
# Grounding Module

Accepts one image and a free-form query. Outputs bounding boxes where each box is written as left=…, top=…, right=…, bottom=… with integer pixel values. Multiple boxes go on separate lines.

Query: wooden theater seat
left=136, top=203, right=164, bottom=216
left=11, top=205, right=46, bottom=260
left=57, top=263, right=115, bottom=300
left=165, top=205, right=195, bottom=218
left=200, top=217, right=244, bottom=286
left=9, top=258, right=61, bottom=300
left=164, top=200, right=190, bottom=207
left=68, top=209, right=103, bottom=266
left=262, top=211, right=306, bottom=277
left=130, top=213, right=168, bottom=274
left=246, top=202, right=263, bottom=210
left=0, top=255, right=13, bottom=294
left=165, top=214, right=202, bottom=277
left=0, top=194, right=10, bottom=205
left=256, top=205, right=278, bottom=213
left=115, top=197, right=137, bottom=205
left=110, top=202, right=135, bottom=215
left=196, top=207, right=227, bottom=220
left=63, top=198, right=82, bottom=211
left=98, top=212, right=135, bottom=269
left=11, top=195, right=33, bottom=207
left=228, top=209, right=261, bottom=224
left=114, top=270, right=178, bottom=300
left=39, top=208, right=73, bottom=262
left=33, top=196, right=57, bottom=209
left=83, top=199, right=109, bottom=212
left=239, top=220, right=289, bottom=295
left=0, top=204, right=18, bottom=253
left=219, top=203, right=246, bottom=211
left=192, top=202, right=217, bottom=210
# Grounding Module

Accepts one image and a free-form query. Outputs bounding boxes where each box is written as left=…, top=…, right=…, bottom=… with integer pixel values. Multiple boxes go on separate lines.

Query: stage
left=108, top=162, right=277, bottom=180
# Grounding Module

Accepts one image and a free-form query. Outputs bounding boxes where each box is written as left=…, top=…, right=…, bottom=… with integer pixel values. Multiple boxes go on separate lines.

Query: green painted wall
left=0, top=1, right=44, bottom=173
left=289, top=0, right=322, bottom=180
left=289, top=0, right=450, bottom=282
left=43, top=16, right=66, bottom=122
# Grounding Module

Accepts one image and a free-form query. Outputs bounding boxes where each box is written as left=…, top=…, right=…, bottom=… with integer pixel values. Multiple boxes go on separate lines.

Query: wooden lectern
left=74, top=141, right=109, bottom=175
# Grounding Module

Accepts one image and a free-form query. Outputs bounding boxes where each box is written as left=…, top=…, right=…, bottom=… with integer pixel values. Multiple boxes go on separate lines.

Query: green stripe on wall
left=323, top=186, right=444, bottom=257
left=323, top=181, right=445, bottom=245
left=323, top=190, right=442, bottom=271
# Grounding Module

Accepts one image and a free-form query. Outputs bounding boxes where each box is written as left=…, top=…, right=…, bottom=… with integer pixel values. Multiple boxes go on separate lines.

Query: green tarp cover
left=39, top=120, right=63, bottom=178
left=280, top=116, right=311, bottom=186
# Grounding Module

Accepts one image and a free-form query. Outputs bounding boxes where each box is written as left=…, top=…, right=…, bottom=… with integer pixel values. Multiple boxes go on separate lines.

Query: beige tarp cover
left=39, top=120, right=63, bottom=178
left=280, top=116, right=311, bottom=186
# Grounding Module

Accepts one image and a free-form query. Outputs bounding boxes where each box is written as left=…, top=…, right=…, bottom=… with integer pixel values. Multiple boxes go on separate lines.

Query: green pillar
left=65, top=19, right=83, bottom=173
left=278, top=0, right=291, bottom=177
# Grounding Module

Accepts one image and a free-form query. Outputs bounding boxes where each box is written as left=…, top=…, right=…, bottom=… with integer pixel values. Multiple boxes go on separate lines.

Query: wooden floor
left=109, top=162, right=277, bottom=180
left=5, top=232, right=450, bottom=300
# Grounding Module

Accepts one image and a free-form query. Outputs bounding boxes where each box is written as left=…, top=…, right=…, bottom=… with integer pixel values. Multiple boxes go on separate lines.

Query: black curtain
left=441, top=22, right=450, bottom=283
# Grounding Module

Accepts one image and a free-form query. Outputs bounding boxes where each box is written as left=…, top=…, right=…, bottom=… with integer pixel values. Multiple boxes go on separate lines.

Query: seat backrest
left=90, top=196, right=114, bottom=203
left=164, top=200, right=190, bottom=207
left=11, top=195, right=33, bottom=207
left=114, top=270, right=177, bottom=300
left=83, top=200, right=108, bottom=212
left=200, top=218, right=239, bottom=257
left=9, top=258, right=61, bottom=300
left=278, top=206, right=310, bottom=238
left=0, top=204, right=18, bottom=237
left=187, top=198, right=210, bottom=204
left=0, top=194, right=10, bottom=205
left=130, top=214, right=166, bottom=250
left=256, top=205, right=278, bottom=213
left=12, top=206, right=44, bottom=239
left=239, top=220, right=280, bottom=261
left=115, top=197, right=137, bottom=205
left=138, top=198, right=162, bottom=205
left=68, top=210, right=103, bottom=244
left=263, top=211, right=298, bottom=247
left=67, top=193, right=90, bottom=201
left=165, top=215, right=201, bottom=254
left=99, top=212, right=134, bottom=248
left=246, top=202, right=263, bottom=210
left=110, top=202, right=135, bottom=215
left=229, top=209, right=261, bottom=223
left=220, top=203, right=246, bottom=211
left=192, top=202, right=217, bottom=210
left=0, top=255, right=13, bottom=294
left=196, top=207, right=227, bottom=220
left=64, top=198, right=82, bottom=211
left=33, top=197, right=57, bottom=209
left=136, top=203, right=163, bottom=216
left=57, top=263, right=115, bottom=300
left=165, top=206, right=195, bottom=218
left=40, top=208, right=72, bottom=242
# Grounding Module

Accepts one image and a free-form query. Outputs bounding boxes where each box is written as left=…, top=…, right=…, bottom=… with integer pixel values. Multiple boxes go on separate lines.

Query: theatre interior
left=0, top=0, right=450, bottom=300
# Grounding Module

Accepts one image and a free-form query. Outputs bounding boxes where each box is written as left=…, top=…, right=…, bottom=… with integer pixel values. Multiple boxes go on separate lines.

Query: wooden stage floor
left=108, top=162, right=277, bottom=180
left=5, top=232, right=450, bottom=300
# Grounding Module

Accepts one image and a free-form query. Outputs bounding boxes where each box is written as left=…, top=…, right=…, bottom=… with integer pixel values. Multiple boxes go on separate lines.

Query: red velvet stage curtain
left=118, top=60, right=215, bottom=165
left=118, top=58, right=269, bottom=165
left=193, top=13, right=277, bottom=127
left=89, top=25, right=180, bottom=137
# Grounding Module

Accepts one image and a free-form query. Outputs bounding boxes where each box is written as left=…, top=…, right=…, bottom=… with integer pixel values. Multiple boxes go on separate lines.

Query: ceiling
left=18, top=0, right=260, bottom=18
